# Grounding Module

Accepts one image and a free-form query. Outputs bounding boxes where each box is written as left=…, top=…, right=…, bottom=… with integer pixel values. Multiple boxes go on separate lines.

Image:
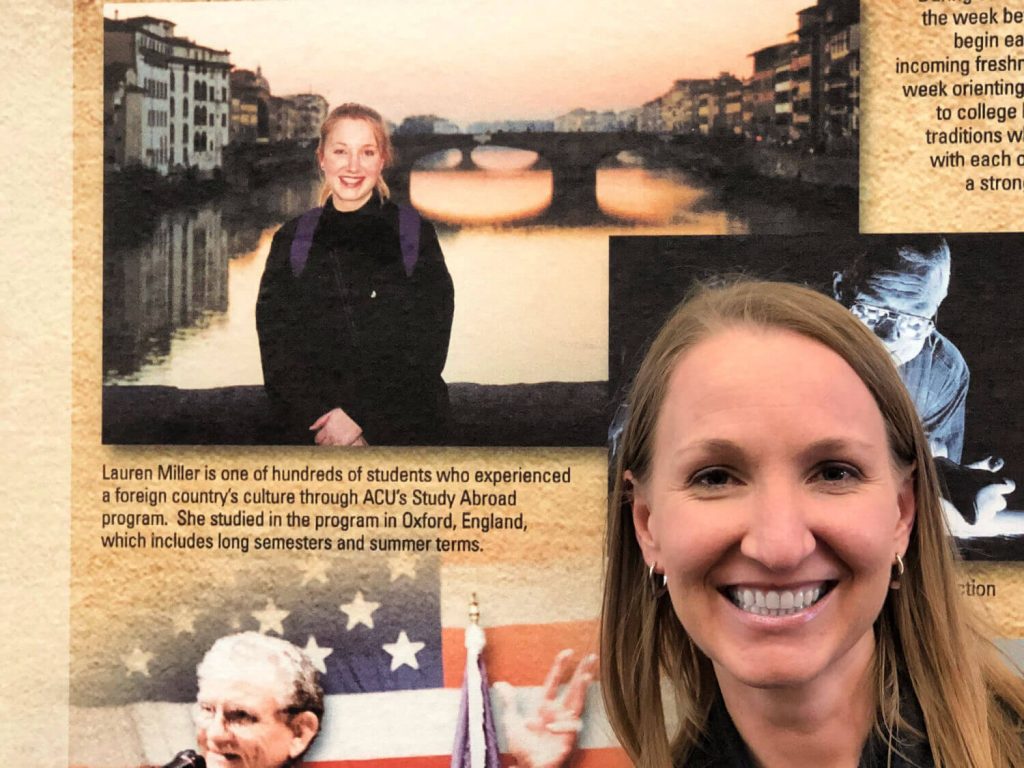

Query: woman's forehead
left=327, top=118, right=378, bottom=143
left=656, top=326, right=885, bottom=447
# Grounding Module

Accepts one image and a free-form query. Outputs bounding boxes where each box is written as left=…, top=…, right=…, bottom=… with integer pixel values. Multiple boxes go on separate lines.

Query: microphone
left=162, top=750, right=206, bottom=768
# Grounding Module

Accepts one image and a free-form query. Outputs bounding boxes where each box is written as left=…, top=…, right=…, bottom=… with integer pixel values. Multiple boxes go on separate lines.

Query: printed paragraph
left=897, top=2, right=1024, bottom=190
left=98, top=460, right=573, bottom=555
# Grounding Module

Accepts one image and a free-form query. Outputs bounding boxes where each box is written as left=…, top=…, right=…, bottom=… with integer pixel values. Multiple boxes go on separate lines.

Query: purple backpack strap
left=289, top=206, right=323, bottom=277
left=398, top=204, right=422, bottom=277
left=290, top=204, right=420, bottom=278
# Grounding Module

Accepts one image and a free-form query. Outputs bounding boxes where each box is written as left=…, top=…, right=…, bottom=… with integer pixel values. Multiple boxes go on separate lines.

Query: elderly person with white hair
left=180, top=632, right=594, bottom=768
left=191, top=632, right=323, bottom=768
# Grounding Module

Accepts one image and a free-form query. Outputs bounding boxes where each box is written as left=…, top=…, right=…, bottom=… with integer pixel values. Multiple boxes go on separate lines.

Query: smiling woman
left=255, top=103, right=454, bottom=446
left=601, top=281, right=1024, bottom=768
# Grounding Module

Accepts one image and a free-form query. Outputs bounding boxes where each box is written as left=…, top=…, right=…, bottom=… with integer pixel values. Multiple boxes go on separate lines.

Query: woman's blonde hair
left=601, top=279, right=1024, bottom=768
left=316, top=103, right=394, bottom=205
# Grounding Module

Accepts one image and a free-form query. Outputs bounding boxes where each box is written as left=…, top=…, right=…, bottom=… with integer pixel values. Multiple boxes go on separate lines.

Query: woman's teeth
left=729, top=585, right=824, bottom=617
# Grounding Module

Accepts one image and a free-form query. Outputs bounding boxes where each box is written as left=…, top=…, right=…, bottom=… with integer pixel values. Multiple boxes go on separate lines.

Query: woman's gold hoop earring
left=648, top=563, right=668, bottom=598
left=890, top=552, right=905, bottom=590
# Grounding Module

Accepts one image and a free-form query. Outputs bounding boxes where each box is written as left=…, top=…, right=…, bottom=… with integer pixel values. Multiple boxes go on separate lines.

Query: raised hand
left=495, top=649, right=597, bottom=768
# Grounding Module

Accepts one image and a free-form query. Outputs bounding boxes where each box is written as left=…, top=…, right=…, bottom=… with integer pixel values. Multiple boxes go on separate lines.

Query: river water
left=103, top=145, right=854, bottom=388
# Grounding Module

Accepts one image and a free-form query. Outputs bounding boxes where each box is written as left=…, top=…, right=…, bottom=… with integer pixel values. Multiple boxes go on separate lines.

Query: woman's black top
left=684, top=693, right=934, bottom=768
left=256, top=195, right=454, bottom=445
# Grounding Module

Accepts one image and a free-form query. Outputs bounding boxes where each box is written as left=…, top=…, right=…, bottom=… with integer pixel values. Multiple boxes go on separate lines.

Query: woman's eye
left=691, top=467, right=735, bottom=488
left=815, top=463, right=860, bottom=484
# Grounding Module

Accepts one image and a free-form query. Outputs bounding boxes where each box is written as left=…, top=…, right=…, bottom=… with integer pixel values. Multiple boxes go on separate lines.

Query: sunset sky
left=105, top=0, right=811, bottom=126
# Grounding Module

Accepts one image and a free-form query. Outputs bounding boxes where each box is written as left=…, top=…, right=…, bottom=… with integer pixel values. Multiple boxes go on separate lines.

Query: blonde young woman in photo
left=601, top=281, right=1024, bottom=767
left=256, top=104, right=454, bottom=446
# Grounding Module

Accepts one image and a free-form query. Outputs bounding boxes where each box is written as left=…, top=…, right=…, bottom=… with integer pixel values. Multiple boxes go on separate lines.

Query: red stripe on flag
left=564, top=748, right=633, bottom=768
left=307, top=758, right=449, bottom=767
left=308, top=746, right=630, bottom=767
left=441, top=620, right=599, bottom=688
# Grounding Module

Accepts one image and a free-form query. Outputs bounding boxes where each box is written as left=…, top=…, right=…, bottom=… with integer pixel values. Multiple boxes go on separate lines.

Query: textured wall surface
left=1, top=0, right=73, bottom=766
left=862, top=0, right=1024, bottom=232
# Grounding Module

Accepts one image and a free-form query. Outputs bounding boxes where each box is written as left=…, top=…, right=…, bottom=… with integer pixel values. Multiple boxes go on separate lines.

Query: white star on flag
left=298, top=558, right=330, bottom=586
left=382, top=630, right=425, bottom=671
left=301, top=635, right=333, bottom=674
left=388, top=552, right=418, bottom=582
left=122, top=647, right=154, bottom=677
left=340, top=590, right=380, bottom=630
left=252, top=599, right=289, bottom=635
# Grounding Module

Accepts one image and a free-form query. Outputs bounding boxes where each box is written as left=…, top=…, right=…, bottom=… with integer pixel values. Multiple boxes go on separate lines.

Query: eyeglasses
left=849, top=302, right=935, bottom=341
left=192, top=702, right=299, bottom=733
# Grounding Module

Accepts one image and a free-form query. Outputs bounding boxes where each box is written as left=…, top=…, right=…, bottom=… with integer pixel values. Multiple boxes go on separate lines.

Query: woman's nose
left=739, top=481, right=816, bottom=571
left=346, top=152, right=360, bottom=171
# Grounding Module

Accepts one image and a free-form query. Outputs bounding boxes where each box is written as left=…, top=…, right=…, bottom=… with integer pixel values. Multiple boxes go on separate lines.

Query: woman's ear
left=628, top=471, right=660, bottom=567
left=894, top=464, right=917, bottom=552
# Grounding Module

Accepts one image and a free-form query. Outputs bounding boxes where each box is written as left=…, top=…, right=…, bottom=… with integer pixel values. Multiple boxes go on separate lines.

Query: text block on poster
left=862, top=0, right=1024, bottom=232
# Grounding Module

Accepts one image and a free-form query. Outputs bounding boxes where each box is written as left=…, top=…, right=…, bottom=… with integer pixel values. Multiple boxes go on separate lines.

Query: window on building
left=221, top=114, right=226, bottom=127
left=184, top=97, right=189, bottom=115
left=170, top=97, right=175, bottom=116
left=170, top=70, right=175, bottom=90
left=183, top=124, right=188, bottom=142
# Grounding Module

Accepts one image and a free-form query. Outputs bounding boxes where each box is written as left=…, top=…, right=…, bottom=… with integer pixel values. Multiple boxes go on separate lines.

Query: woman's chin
left=331, top=187, right=374, bottom=211
left=712, top=654, right=823, bottom=691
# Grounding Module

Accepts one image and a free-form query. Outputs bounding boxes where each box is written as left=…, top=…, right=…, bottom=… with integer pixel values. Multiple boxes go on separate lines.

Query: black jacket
left=684, top=693, right=934, bottom=768
left=256, top=196, right=454, bottom=445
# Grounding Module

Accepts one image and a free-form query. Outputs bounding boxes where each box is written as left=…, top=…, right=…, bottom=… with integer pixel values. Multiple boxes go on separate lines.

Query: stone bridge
left=390, top=132, right=672, bottom=221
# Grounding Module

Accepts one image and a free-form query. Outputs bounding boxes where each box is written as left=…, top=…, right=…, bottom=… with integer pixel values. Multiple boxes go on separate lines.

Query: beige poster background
left=862, top=0, right=1024, bottom=231
left=1, top=0, right=73, bottom=766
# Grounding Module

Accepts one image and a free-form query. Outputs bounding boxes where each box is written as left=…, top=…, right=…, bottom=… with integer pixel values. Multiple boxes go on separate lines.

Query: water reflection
left=103, top=177, right=320, bottom=385
left=471, top=145, right=540, bottom=171
left=104, top=146, right=851, bottom=387
left=597, top=167, right=713, bottom=225
left=104, top=208, right=229, bottom=380
left=410, top=169, right=553, bottom=225
left=415, top=149, right=463, bottom=170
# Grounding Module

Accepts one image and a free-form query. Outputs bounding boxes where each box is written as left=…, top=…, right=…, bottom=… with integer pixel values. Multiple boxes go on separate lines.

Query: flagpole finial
left=469, top=593, right=480, bottom=625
